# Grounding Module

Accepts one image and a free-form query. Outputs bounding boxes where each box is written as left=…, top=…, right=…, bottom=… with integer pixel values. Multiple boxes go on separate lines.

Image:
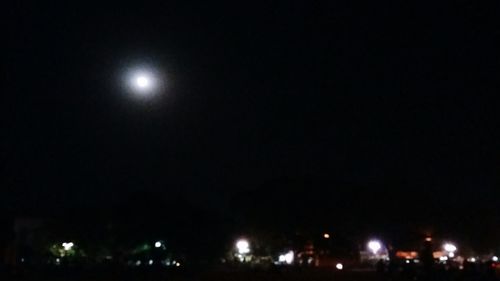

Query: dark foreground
left=1, top=268, right=499, bottom=281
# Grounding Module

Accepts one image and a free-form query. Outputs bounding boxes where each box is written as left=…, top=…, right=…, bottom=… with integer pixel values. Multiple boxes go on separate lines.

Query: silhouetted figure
left=376, top=259, right=386, bottom=274
left=420, top=239, right=435, bottom=276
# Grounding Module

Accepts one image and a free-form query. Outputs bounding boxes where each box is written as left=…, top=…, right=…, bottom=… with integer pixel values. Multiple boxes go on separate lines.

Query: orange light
left=396, top=251, right=418, bottom=259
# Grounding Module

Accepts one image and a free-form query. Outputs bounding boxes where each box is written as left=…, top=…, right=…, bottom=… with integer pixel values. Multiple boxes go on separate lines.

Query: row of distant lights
left=370, top=239, right=497, bottom=265
left=135, top=259, right=180, bottom=267
left=367, top=240, right=459, bottom=256
left=424, top=241, right=497, bottom=263
left=441, top=256, right=499, bottom=263
left=134, top=240, right=174, bottom=267
left=237, top=238, right=344, bottom=270
left=61, top=241, right=166, bottom=251
left=62, top=240, right=165, bottom=252
left=236, top=235, right=357, bottom=270
left=366, top=239, right=497, bottom=263
left=90, top=238, right=494, bottom=268
left=53, top=238, right=498, bottom=268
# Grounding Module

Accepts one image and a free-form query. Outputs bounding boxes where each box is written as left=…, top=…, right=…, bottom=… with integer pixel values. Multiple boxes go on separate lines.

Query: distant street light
left=443, top=243, right=457, bottom=253
left=278, top=251, right=294, bottom=265
left=154, top=241, right=162, bottom=248
left=62, top=242, right=74, bottom=251
left=368, top=240, right=382, bottom=254
left=236, top=239, right=250, bottom=254
left=284, top=251, right=294, bottom=264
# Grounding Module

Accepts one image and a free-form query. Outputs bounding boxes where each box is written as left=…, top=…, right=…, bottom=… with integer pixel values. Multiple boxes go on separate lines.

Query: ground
left=2, top=268, right=499, bottom=281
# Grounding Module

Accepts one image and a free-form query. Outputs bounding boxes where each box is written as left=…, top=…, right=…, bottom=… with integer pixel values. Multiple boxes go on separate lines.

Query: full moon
left=135, top=75, right=151, bottom=89
left=130, top=72, right=155, bottom=93
left=122, top=65, right=166, bottom=100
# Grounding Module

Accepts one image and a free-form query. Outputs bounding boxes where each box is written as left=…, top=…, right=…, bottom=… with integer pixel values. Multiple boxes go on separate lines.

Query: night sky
left=2, top=2, right=499, bottom=247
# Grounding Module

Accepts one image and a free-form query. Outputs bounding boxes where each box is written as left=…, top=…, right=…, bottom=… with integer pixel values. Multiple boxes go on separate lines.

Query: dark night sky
left=2, top=1, right=499, bottom=244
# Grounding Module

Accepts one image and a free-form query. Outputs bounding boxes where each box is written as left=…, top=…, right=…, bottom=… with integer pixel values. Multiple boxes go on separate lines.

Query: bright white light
left=336, top=263, right=344, bottom=270
left=149, top=259, right=154, bottom=265
left=175, top=262, right=180, bottom=267
left=468, top=257, right=476, bottom=263
left=406, top=260, right=410, bottom=264
left=155, top=241, right=162, bottom=248
left=439, top=256, right=448, bottom=261
left=236, top=239, right=250, bottom=254
left=62, top=242, right=74, bottom=251
left=448, top=252, right=455, bottom=258
left=284, top=251, right=294, bottom=264
left=135, top=260, right=141, bottom=266
left=368, top=240, right=382, bottom=254
left=492, top=256, right=498, bottom=262
left=278, top=251, right=294, bottom=265
left=323, top=233, right=330, bottom=239
left=136, top=75, right=150, bottom=88
left=132, top=72, right=154, bottom=91
left=443, top=243, right=457, bottom=253
left=126, top=68, right=160, bottom=96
